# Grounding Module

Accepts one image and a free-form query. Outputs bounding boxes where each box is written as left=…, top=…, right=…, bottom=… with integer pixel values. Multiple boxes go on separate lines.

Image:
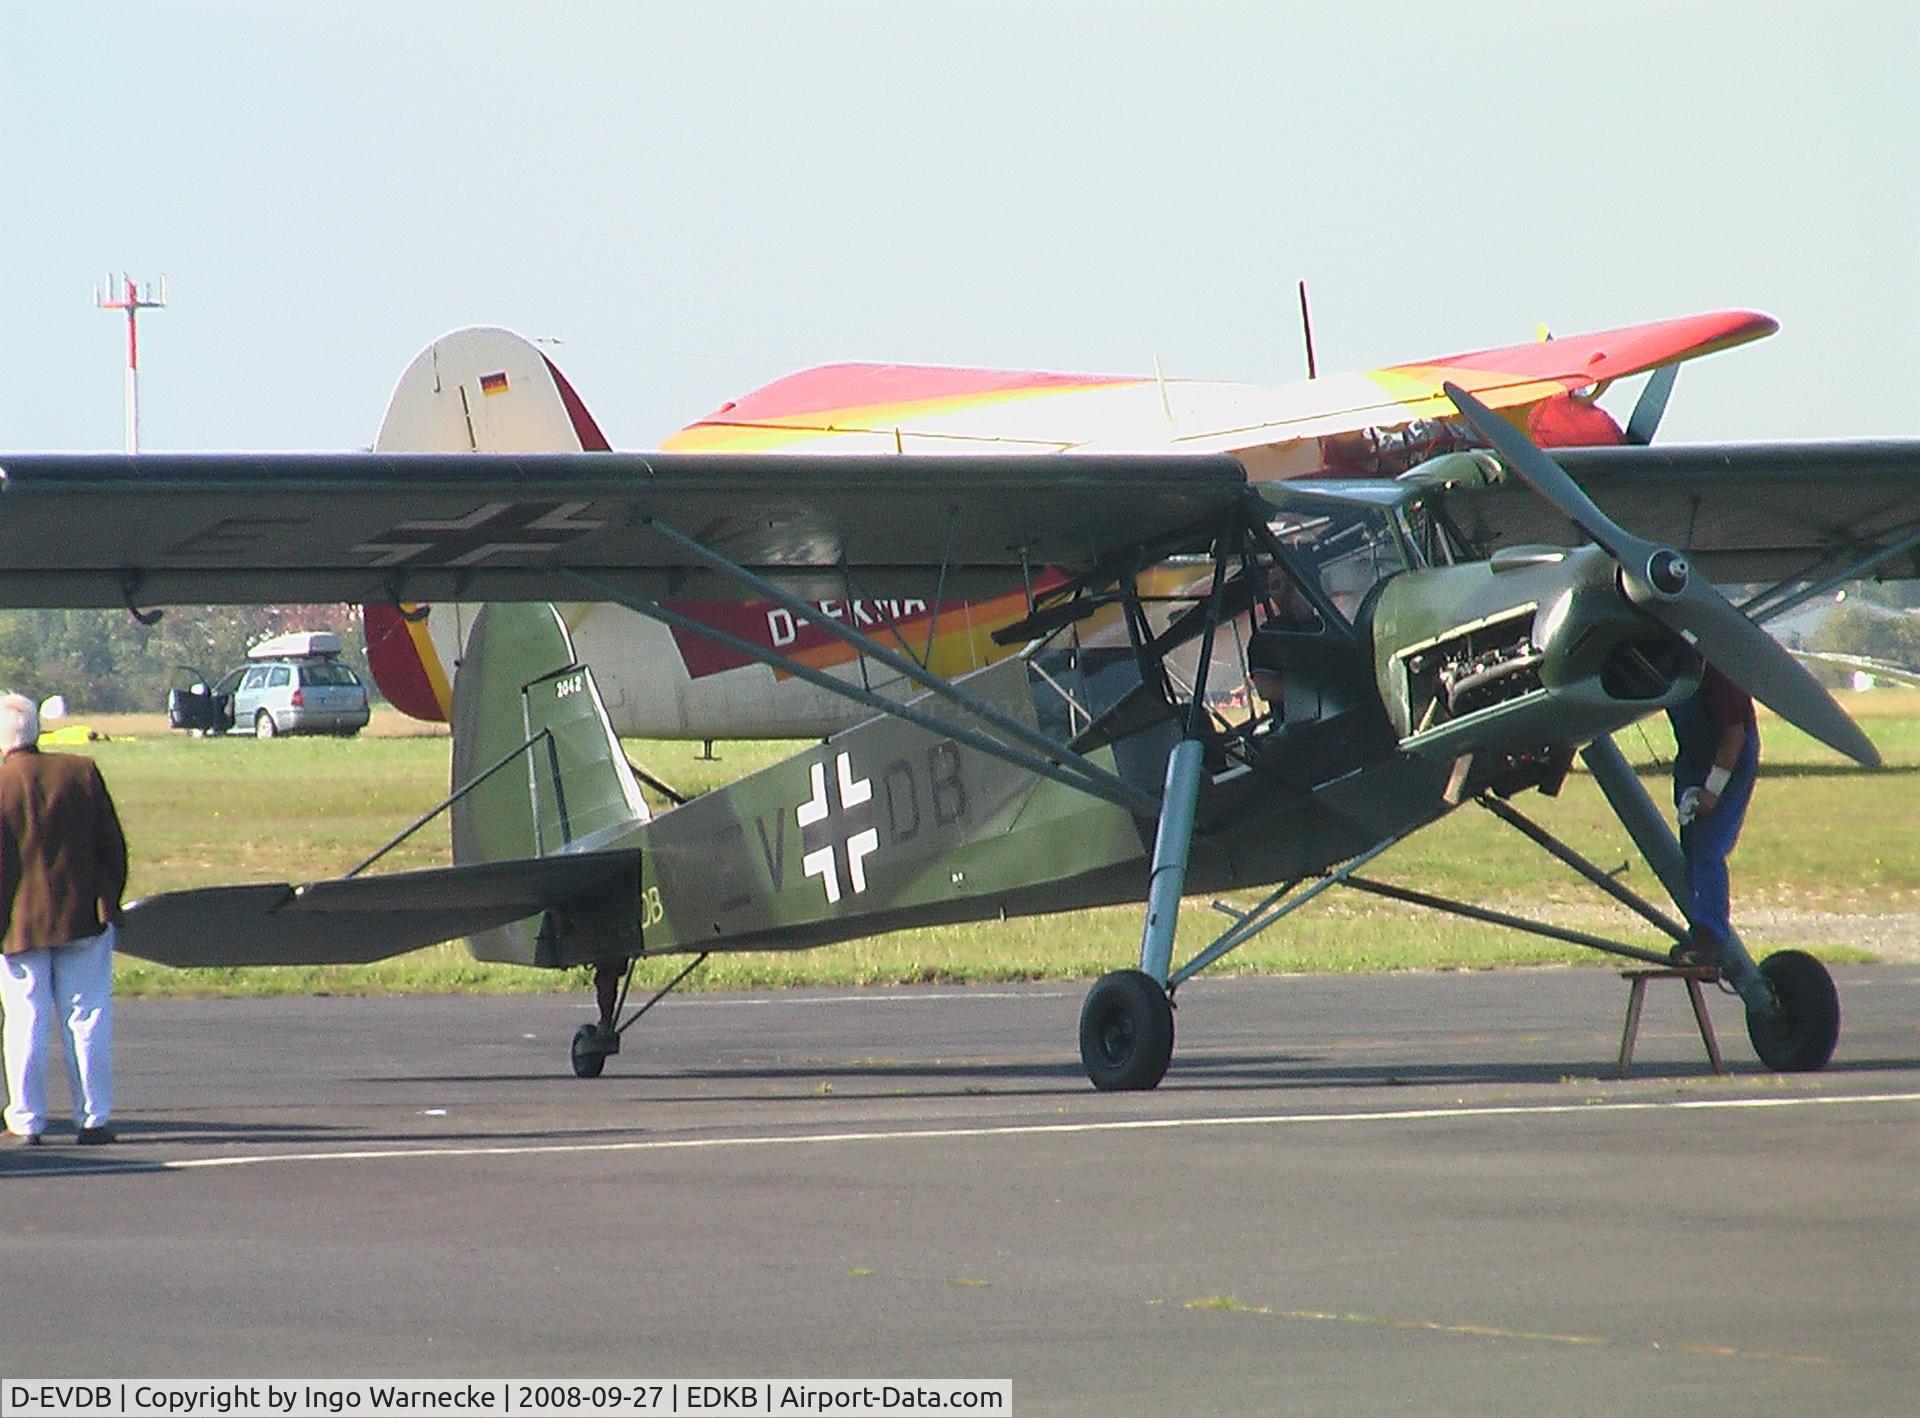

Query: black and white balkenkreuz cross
left=798, top=751, right=879, bottom=905
left=353, top=501, right=604, bottom=567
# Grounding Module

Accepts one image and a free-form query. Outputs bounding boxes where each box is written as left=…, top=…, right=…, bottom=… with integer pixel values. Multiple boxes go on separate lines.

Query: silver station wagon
left=167, top=631, right=371, bottom=738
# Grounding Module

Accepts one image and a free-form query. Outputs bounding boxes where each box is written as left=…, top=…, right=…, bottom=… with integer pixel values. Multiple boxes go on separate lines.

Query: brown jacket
left=0, top=746, right=129, bottom=954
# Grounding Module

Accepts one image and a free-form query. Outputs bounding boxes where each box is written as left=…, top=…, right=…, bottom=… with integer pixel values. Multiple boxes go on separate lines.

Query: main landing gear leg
left=1581, top=737, right=1773, bottom=1006
left=1081, top=520, right=1235, bottom=1092
left=1078, top=738, right=1203, bottom=1091
left=1580, top=736, right=1840, bottom=1068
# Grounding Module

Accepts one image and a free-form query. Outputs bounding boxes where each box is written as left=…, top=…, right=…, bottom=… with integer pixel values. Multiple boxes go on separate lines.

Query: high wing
left=0, top=450, right=1251, bottom=608
left=1448, top=440, right=1920, bottom=584
left=2, top=303, right=1915, bottom=614
left=6, top=438, right=1920, bottom=612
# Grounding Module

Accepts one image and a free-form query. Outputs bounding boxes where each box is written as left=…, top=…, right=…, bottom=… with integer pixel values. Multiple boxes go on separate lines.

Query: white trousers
left=0, top=924, right=115, bottom=1135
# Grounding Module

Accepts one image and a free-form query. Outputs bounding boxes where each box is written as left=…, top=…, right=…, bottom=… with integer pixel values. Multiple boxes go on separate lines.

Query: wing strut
left=554, top=565, right=1161, bottom=819
left=1738, top=519, right=1920, bottom=625
left=634, top=516, right=1154, bottom=810
left=1169, top=832, right=1412, bottom=989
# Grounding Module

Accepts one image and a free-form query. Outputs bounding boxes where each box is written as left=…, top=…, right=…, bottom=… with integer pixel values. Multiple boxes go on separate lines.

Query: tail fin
left=451, top=602, right=650, bottom=963
left=118, top=602, right=647, bottom=972
left=375, top=325, right=611, bottom=455
left=364, top=328, right=612, bottom=722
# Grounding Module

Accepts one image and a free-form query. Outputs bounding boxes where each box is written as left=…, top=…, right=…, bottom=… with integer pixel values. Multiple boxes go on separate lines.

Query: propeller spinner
left=1442, top=382, right=1881, bottom=768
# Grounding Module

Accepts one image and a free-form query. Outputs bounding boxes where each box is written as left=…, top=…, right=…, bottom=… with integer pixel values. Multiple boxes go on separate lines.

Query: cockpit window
left=1266, top=501, right=1407, bottom=624
left=1397, top=497, right=1474, bottom=569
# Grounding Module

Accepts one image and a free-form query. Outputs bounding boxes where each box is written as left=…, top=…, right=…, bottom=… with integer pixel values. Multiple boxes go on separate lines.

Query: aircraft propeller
left=1442, top=381, right=1881, bottom=768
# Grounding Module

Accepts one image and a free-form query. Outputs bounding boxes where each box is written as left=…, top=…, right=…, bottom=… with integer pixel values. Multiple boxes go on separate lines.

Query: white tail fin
left=375, top=326, right=610, bottom=454
left=364, top=328, right=612, bottom=723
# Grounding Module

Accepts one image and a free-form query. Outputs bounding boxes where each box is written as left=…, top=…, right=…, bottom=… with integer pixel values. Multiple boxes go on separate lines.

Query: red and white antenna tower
left=94, top=273, right=168, bottom=452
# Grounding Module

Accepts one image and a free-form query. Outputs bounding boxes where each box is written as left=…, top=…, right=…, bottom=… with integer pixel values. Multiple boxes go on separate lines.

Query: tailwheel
left=566, top=953, right=707, bottom=1078
left=1745, top=949, right=1841, bottom=1072
left=570, top=1022, right=619, bottom=1079
left=1079, top=969, right=1175, bottom=1091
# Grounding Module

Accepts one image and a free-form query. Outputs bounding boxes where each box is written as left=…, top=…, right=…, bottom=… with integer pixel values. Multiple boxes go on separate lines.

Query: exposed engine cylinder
left=1402, top=608, right=1543, bottom=732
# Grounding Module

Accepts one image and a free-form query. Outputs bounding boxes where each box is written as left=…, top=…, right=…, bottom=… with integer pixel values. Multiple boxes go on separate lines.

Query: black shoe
left=6, top=1130, right=43, bottom=1146
left=75, top=1126, right=117, bottom=1146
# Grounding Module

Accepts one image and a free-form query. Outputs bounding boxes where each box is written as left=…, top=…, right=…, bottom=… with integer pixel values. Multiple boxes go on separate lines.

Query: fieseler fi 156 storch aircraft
left=3, top=310, right=1916, bottom=1089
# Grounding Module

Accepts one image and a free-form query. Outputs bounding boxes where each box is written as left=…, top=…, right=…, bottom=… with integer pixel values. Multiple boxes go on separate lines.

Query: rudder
left=451, top=602, right=649, bottom=963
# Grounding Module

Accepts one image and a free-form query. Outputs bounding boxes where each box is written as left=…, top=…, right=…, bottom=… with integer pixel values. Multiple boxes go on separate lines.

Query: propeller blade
left=1443, top=382, right=1688, bottom=598
left=1654, top=589, right=1882, bottom=767
left=1442, top=383, right=1650, bottom=564
left=1624, top=364, right=1678, bottom=445
left=1442, top=382, right=1881, bottom=768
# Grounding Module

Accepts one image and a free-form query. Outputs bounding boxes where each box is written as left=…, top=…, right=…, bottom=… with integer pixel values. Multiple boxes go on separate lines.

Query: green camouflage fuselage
left=454, top=540, right=1700, bottom=970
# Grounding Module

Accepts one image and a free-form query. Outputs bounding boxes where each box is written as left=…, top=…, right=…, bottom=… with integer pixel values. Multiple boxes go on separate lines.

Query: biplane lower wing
left=117, top=850, right=640, bottom=968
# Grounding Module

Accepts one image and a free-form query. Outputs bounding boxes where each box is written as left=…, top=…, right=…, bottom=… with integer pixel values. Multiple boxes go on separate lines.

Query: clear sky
left=4, top=1, right=1916, bottom=452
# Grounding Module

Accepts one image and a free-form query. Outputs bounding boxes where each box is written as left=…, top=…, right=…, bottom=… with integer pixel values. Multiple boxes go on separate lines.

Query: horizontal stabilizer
left=118, top=850, right=639, bottom=968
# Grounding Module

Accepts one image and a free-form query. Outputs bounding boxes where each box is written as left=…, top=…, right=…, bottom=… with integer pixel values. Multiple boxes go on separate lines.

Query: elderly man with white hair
left=0, top=692, right=128, bottom=1144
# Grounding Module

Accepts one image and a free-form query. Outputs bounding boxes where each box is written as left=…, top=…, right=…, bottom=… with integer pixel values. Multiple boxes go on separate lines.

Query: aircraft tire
left=1079, top=969, right=1174, bottom=1091
left=570, top=1023, right=609, bottom=1079
left=256, top=711, right=278, bottom=740
left=1745, top=950, right=1840, bottom=1072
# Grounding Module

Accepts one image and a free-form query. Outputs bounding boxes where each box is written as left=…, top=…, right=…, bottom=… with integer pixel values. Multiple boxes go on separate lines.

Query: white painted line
left=9, top=1091, right=1918, bottom=1179
left=660, top=990, right=1073, bottom=1009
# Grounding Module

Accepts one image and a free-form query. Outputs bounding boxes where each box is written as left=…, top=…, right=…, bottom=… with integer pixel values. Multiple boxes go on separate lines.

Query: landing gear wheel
left=255, top=711, right=278, bottom=740
left=1079, top=969, right=1175, bottom=1091
left=570, top=1023, right=610, bottom=1079
left=1745, top=949, right=1841, bottom=1072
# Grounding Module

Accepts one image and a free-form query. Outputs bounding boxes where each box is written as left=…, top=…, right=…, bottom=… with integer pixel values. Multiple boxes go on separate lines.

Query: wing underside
left=3, top=438, right=1920, bottom=613
left=1471, top=441, right=1920, bottom=582
left=0, top=450, right=1251, bottom=606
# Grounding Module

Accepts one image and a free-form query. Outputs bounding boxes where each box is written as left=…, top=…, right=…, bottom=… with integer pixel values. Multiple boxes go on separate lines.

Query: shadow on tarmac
left=391, top=1047, right=1920, bottom=1104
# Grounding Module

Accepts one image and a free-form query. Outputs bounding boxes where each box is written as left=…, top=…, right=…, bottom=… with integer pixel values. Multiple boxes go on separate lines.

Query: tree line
left=1802, top=582, right=1920, bottom=668
left=0, top=605, right=374, bottom=713
left=0, top=582, right=1913, bottom=718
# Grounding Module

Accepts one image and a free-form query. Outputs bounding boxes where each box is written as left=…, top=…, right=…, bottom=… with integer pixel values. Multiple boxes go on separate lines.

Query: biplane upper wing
left=0, top=449, right=1253, bottom=608
left=663, top=310, right=1781, bottom=475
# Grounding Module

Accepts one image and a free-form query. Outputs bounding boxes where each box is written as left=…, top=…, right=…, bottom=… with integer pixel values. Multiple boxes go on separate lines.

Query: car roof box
left=248, top=630, right=343, bottom=660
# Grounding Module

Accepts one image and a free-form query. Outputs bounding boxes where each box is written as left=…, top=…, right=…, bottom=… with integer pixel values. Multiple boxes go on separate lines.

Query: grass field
left=68, top=695, right=1920, bottom=998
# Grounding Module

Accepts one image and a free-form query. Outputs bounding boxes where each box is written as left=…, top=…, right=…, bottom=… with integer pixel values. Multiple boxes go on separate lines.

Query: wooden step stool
left=1616, top=966, right=1725, bottom=1077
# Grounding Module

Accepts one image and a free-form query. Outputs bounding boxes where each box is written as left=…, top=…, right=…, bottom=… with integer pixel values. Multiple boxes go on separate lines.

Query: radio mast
left=95, top=273, right=168, bottom=452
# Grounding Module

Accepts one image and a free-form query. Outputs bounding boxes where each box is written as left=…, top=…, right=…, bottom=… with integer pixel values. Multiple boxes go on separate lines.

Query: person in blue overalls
left=1669, top=662, right=1759, bottom=965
